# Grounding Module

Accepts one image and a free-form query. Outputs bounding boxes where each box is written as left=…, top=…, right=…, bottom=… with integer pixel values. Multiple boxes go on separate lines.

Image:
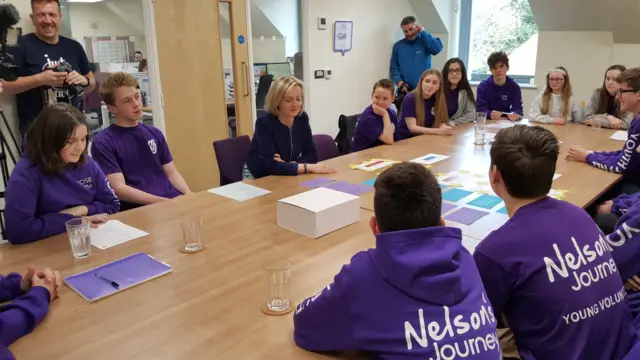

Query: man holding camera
left=3, top=0, right=95, bottom=136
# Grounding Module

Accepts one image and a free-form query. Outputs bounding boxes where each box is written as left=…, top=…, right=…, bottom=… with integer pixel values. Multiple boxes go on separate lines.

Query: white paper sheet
left=609, top=131, right=628, bottom=141
left=91, top=220, right=149, bottom=250
left=208, top=182, right=271, bottom=201
left=410, top=153, right=450, bottom=166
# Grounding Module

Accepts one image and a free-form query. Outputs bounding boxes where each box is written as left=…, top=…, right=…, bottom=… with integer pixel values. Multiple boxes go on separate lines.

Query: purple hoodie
left=0, top=273, right=51, bottom=360
left=474, top=197, right=636, bottom=360
left=4, top=156, right=120, bottom=245
left=612, top=192, right=640, bottom=216
left=350, top=105, right=410, bottom=152
left=476, top=76, right=523, bottom=116
left=400, top=93, right=436, bottom=128
left=586, top=114, right=640, bottom=183
left=293, top=227, right=501, bottom=359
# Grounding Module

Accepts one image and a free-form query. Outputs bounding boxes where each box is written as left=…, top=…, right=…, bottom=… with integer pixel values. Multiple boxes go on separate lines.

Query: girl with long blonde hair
left=399, top=69, right=452, bottom=136
left=529, top=67, right=583, bottom=125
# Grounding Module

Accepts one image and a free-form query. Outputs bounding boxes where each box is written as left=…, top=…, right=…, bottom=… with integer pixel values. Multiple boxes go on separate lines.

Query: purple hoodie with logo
left=350, top=105, right=410, bottom=152
left=476, top=76, right=523, bottom=116
left=293, top=226, right=501, bottom=359
left=0, top=273, right=51, bottom=360
left=474, top=197, right=636, bottom=360
left=586, top=114, right=640, bottom=183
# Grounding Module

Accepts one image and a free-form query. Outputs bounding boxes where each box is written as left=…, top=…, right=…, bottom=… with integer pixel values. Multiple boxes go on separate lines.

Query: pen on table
left=94, top=273, right=120, bottom=289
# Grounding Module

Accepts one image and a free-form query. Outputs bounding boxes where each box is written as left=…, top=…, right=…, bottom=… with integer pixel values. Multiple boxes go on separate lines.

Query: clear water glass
left=591, top=115, right=603, bottom=131
left=263, top=259, right=291, bottom=312
left=474, top=125, right=487, bottom=145
left=181, top=213, right=205, bottom=253
left=65, top=218, right=91, bottom=259
left=476, top=112, right=487, bottom=126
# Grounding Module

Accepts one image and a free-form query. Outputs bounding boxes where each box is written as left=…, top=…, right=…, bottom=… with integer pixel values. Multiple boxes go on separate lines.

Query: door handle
left=242, top=61, right=250, bottom=96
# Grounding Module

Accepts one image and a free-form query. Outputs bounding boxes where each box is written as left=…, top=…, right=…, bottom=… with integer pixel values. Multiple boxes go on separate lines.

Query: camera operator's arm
left=2, top=70, right=67, bottom=95
left=65, top=42, right=95, bottom=92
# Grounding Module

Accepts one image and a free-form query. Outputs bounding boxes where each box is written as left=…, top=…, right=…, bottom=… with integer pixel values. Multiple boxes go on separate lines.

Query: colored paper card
left=410, top=153, right=450, bottom=166
left=362, top=178, right=377, bottom=186
left=445, top=207, right=489, bottom=226
left=497, top=206, right=508, bottom=215
left=356, top=159, right=397, bottom=172
left=440, top=184, right=448, bottom=190
left=610, top=130, right=628, bottom=141
left=300, top=177, right=335, bottom=188
left=467, top=194, right=502, bottom=209
left=441, top=202, right=457, bottom=215
left=322, top=181, right=373, bottom=196
left=208, top=182, right=271, bottom=201
left=442, top=188, right=474, bottom=202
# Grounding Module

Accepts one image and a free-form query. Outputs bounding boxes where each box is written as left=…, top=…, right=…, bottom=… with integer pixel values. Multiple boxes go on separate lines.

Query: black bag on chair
left=394, top=88, right=409, bottom=112
left=335, top=113, right=360, bottom=155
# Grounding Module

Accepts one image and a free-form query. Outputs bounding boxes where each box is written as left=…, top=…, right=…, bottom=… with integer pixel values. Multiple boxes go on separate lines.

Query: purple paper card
left=65, top=252, right=172, bottom=302
left=300, top=177, right=335, bottom=188
left=441, top=202, right=457, bottom=215
left=445, top=207, right=489, bottom=225
left=322, top=181, right=373, bottom=196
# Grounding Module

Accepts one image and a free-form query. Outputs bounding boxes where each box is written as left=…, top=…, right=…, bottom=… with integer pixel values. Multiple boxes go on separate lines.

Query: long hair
left=541, top=66, right=572, bottom=118
left=413, top=69, right=448, bottom=128
left=442, top=58, right=476, bottom=107
left=597, top=64, right=626, bottom=117
left=26, top=103, right=89, bottom=176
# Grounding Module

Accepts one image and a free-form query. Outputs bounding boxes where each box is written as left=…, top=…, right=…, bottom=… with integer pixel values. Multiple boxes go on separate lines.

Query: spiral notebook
left=64, top=252, right=172, bottom=303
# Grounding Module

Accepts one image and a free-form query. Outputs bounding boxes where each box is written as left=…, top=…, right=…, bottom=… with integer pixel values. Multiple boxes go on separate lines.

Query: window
left=459, top=0, right=538, bottom=84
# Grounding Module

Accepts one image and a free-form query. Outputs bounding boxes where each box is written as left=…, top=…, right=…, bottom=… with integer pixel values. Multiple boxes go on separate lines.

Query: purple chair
left=213, top=135, right=251, bottom=186
left=313, top=134, right=339, bottom=162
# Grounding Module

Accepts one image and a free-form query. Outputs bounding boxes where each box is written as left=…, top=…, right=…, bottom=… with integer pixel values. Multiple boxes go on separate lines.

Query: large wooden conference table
left=0, top=122, right=624, bottom=359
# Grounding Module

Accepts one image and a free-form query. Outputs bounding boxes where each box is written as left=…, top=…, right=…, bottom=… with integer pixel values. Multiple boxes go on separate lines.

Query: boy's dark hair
left=26, top=103, right=89, bottom=176
left=374, top=162, right=442, bottom=232
left=31, top=0, right=60, bottom=11
left=487, top=51, right=510, bottom=69
left=138, top=59, right=148, bottom=72
left=135, top=51, right=143, bottom=55
left=372, top=79, right=394, bottom=94
left=616, top=67, right=640, bottom=91
left=401, top=16, right=416, bottom=26
left=490, top=125, right=559, bottom=199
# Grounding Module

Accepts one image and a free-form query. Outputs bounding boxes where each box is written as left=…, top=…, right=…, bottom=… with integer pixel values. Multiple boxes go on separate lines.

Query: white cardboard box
left=277, top=187, right=360, bottom=238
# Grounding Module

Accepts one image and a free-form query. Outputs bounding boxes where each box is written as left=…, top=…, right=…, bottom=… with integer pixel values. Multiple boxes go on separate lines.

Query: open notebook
left=64, top=252, right=172, bottom=302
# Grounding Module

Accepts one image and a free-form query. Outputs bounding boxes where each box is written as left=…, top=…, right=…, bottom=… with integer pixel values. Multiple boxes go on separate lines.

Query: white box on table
left=277, top=187, right=360, bottom=238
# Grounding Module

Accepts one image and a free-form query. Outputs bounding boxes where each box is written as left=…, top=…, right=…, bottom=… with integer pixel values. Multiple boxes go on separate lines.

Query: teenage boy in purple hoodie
left=350, top=79, right=410, bottom=152
left=294, top=162, right=501, bottom=359
left=474, top=125, right=636, bottom=359
left=568, top=68, right=640, bottom=192
left=476, top=51, right=523, bottom=121
left=0, top=266, right=61, bottom=360
left=91, top=72, right=191, bottom=211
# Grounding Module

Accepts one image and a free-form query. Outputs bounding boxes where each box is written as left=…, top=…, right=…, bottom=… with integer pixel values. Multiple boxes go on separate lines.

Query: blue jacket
left=390, top=31, right=443, bottom=90
left=246, top=112, right=318, bottom=179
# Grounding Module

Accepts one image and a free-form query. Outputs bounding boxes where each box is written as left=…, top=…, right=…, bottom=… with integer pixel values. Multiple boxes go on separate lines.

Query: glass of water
left=474, top=112, right=487, bottom=145
left=180, top=213, right=205, bottom=253
left=476, top=112, right=487, bottom=126
left=263, top=259, right=292, bottom=314
left=591, top=115, right=603, bottom=131
left=65, top=218, right=91, bottom=259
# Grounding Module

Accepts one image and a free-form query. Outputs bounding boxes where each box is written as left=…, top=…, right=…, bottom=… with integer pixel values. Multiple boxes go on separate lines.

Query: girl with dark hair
left=529, top=66, right=583, bottom=125
left=580, top=64, right=634, bottom=129
left=5, top=103, right=120, bottom=245
left=400, top=69, right=452, bottom=136
left=442, top=58, right=477, bottom=126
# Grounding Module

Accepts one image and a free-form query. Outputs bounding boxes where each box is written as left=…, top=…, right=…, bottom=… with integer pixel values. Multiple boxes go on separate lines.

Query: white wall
left=252, top=0, right=300, bottom=56
left=69, top=3, right=147, bottom=58
left=612, top=44, right=640, bottom=68
left=302, top=0, right=447, bottom=137
left=431, top=33, right=448, bottom=71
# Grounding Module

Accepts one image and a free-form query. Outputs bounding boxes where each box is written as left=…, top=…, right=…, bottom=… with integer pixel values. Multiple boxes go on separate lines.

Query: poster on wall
left=333, top=21, right=353, bottom=56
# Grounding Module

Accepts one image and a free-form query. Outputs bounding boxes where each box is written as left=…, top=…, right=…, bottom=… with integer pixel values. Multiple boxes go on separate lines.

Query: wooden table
left=1, top=122, right=624, bottom=359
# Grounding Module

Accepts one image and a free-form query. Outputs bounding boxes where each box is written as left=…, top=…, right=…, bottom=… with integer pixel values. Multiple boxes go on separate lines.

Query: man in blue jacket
left=390, top=16, right=443, bottom=93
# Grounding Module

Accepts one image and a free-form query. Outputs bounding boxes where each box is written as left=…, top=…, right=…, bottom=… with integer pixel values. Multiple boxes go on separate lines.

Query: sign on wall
left=333, top=21, right=353, bottom=56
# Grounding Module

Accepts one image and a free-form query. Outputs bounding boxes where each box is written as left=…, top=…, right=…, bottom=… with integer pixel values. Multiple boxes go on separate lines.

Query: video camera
left=53, top=60, right=84, bottom=96
left=0, top=2, right=20, bottom=82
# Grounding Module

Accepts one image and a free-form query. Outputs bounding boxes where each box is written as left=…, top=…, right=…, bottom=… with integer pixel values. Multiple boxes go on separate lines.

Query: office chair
left=313, top=134, right=339, bottom=162
left=213, top=135, right=251, bottom=186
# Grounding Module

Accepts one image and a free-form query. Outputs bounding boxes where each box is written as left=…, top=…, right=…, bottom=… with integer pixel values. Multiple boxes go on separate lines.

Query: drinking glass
left=180, top=213, right=205, bottom=253
left=591, top=115, right=603, bottom=131
left=65, top=218, right=91, bottom=259
left=263, top=259, right=292, bottom=314
left=474, top=124, right=487, bottom=145
left=476, top=112, right=487, bottom=127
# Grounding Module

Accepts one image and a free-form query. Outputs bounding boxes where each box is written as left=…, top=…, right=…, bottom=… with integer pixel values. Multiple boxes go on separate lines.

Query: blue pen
left=94, top=273, right=120, bottom=289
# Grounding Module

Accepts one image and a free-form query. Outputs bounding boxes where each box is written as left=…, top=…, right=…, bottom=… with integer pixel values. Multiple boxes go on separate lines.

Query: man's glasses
left=617, top=89, right=639, bottom=95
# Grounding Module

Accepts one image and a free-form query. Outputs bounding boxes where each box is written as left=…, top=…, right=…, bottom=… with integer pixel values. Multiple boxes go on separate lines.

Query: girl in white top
left=529, top=67, right=584, bottom=124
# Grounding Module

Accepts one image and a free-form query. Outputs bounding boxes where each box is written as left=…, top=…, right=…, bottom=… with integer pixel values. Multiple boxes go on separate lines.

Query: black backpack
left=335, top=113, right=360, bottom=155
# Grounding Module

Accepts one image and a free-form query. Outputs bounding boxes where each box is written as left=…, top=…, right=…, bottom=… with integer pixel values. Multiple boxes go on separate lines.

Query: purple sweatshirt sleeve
left=472, top=252, right=512, bottom=327
left=400, top=93, right=417, bottom=119
left=510, top=82, right=524, bottom=116
left=293, top=260, right=356, bottom=352
left=607, top=200, right=640, bottom=280
left=476, top=81, right=490, bottom=114
left=0, top=286, right=50, bottom=347
left=85, top=159, right=120, bottom=216
left=417, top=31, right=443, bottom=55
left=350, top=108, right=383, bottom=152
left=611, top=192, right=640, bottom=216
left=4, top=166, right=74, bottom=245
left=0, top=274, right=23, bottom=303
left=254, top=119, right=298, bottom=176
left=585, top=132, right=640, bottom=174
